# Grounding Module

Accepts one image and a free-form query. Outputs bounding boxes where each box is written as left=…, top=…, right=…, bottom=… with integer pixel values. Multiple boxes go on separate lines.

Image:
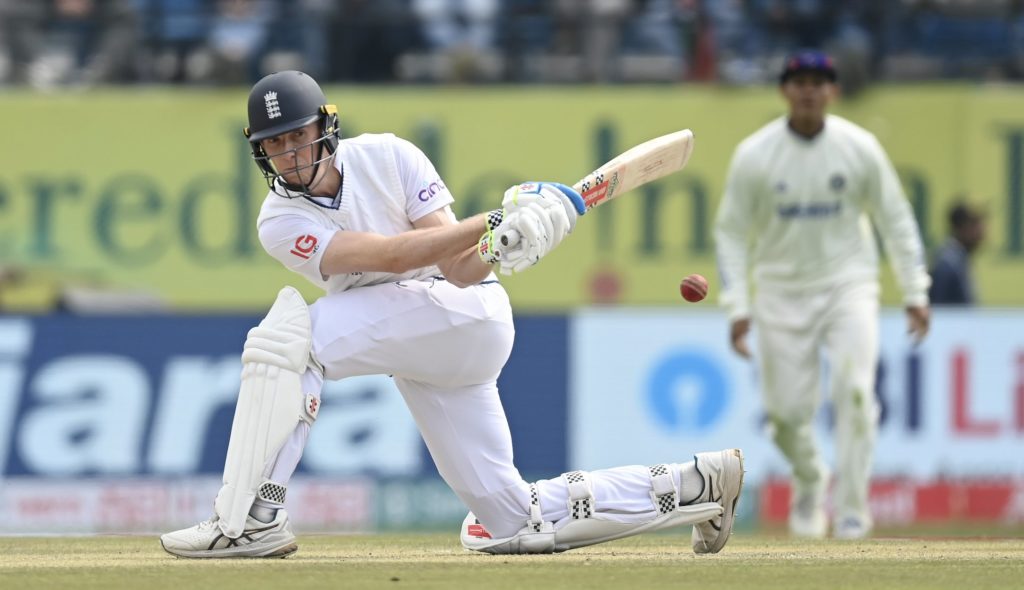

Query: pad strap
left=562, top=470, right=594, bottom=520
left=528, top=483, right=543, bottom=532
left=649, top=464, right=677, bottom=515
left=257, top=480, right=287, bottom=504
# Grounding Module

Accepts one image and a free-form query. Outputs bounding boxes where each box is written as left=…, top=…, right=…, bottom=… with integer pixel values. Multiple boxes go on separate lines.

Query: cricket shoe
left=833, top=516, right=872, bottom=540
left=786, top=487, right=827, bottom=540
left=789, top=481, right=828, bottom=539
left=460, top=512, right=496, bottom=552
left=160, top=510, right=297, bottom=558
left=690, top=448, right=745, bottom=554
left=790, top=503, right=828, bottom=538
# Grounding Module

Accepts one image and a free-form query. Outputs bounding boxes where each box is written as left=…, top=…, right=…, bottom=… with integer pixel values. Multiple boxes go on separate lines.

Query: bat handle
left=499, top=229, right=521, bottom=248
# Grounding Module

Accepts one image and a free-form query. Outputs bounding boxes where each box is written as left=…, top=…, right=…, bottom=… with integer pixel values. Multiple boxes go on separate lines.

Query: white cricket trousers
left=754, top=279, right=880, bottom=527
left=260, top=278, right=692, bottom=538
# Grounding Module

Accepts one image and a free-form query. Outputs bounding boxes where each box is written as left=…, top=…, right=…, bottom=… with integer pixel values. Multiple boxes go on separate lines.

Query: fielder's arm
left=713, top=149, right=757, bottom=323
left=862, top=134, right=931, bottom=310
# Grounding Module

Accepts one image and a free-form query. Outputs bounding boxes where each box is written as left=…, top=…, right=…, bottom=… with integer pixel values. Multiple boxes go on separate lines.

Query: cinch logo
left=265, top=91, right=281, bottom=119
left=417, top=178, right=448, bottom=202
left=290, top=234, right=318, bottom=259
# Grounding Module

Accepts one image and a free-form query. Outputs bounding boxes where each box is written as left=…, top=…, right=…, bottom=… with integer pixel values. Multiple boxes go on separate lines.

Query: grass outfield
left=1, top=532, right=1022, bottom=590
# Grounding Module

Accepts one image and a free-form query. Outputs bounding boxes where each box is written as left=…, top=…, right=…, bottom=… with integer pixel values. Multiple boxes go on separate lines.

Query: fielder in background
left=929, top=200, right=986, bottom=306
left=714, top=51, right=931, bottom=540
left=160, top=70, right=744, bottom=558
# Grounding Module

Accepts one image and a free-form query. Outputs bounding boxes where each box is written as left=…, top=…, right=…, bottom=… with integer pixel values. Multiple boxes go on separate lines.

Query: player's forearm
left=714, top=224, right=752, bottom=319
left=873, top=202, right=930, bottom=305
left=716, top=260, right=751, bottom=320
left=717, top=270, right=751, bottom=320
left=437, top=245, right=494, bottom=287
left=866, top=140, right=931, bottom=304
left=319, top=214, right=488, bottom=276
left=380, top=214, right=488, bottom=273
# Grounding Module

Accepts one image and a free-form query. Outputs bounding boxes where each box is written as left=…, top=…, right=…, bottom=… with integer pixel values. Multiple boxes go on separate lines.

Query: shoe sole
left=694, top=448, right=745, bottom=554
left=789, top=513, right=828, bottom=539
left=160, top=539, right=298, bottom=559
left=833, top=524, right=871, bottom=540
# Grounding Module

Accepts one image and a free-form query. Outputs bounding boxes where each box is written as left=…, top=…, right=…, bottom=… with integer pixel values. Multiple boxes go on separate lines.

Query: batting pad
left=461, top=502, right=723, bottom=554
left=462, top=467, right=724, bottom=554
left=215, top=286, right=313, bottom=538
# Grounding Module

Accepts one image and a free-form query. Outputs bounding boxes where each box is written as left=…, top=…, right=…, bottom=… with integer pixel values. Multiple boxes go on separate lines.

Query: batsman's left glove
left=501, top=182, right=586, bottom=241
left=480, top=182, right=585, bottom=274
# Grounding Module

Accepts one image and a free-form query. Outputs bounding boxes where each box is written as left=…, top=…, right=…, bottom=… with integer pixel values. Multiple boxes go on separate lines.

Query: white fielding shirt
left=714, top=114, right=930, bottom=321
left=256, top=133, right=456, bottom=293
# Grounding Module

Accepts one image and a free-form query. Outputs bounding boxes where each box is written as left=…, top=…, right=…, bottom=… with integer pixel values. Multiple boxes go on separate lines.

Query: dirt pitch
left=1, top=532, right=1022, bottom=590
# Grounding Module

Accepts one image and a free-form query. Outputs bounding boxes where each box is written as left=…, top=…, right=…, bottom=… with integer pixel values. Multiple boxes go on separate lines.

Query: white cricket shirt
left=714, top=114, right=930, bottom=320
left=256, top=133, right=455, bottom=293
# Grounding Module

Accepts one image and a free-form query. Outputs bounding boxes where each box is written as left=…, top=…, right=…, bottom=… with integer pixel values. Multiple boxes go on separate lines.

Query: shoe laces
left=197, top=516, right=220, bottom=531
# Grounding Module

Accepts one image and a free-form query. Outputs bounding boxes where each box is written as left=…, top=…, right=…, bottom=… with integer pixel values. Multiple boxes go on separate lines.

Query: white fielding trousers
left=753, top=279, right=880, bottom=526
left=259, top=278, right=689, bottom=538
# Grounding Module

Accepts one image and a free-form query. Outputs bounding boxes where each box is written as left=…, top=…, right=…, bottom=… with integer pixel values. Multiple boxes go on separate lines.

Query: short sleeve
left=391, top=136, right=455, bottom=222
left=257, top=214, right=339, bottom=287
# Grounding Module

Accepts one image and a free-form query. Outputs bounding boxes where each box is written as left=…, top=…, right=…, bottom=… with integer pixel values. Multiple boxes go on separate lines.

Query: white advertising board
left=571, top=308, right=1024, bottom=484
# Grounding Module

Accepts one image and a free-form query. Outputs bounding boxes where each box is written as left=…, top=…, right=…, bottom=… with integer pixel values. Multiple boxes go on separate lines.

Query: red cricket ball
left=680, top=273, right=708, bottom=303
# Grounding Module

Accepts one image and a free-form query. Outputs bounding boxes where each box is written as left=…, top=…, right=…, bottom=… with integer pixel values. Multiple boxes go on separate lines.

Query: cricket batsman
left=160, top=70, right=745, bottom=557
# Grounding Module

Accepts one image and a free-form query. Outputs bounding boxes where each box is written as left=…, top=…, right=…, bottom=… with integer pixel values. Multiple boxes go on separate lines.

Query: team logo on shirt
left=417, top=178, right=448, bottom=202
left=830, top=173, right=846, bottom=192
left=777, top=202, right=842, bottom=218
left=774, top=181, right=787, bottom=193
left=290, top=234, right=319, bottom=259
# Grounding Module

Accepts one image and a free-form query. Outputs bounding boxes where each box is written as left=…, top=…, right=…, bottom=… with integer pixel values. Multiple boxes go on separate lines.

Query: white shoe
left=460, top=512, right=496, bottom=552
left=690, top=448, right=745, bottom=554
left=160, top=510, right=297, bottom=558
left=833, top=516, right=871, bottom=540
left=789, top=490, right=827, bottom=539
left=788, top=471, right=828, bottom=539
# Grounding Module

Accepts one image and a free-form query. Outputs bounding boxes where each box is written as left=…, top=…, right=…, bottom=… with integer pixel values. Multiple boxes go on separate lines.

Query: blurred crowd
left=1, top=0, right=1024, bottom=90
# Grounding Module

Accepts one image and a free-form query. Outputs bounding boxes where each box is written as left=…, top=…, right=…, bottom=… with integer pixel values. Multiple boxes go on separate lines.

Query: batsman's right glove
left=477, top=208, right=505, bottom=265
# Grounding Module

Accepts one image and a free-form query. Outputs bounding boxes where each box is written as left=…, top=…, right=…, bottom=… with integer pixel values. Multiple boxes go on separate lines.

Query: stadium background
left=1, top=0, right=1022, bottom=535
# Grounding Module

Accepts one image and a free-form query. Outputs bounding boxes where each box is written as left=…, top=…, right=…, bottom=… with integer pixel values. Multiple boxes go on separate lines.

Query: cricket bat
left=500, top=129, right=695, bottom=247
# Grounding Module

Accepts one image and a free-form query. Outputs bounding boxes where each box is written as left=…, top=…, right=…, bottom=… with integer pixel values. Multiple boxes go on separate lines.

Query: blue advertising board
left=0, top=314, right=569, bottom=479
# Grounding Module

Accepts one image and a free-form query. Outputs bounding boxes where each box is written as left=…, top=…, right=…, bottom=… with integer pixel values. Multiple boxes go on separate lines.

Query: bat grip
left=499, top=229, right=521, bottom=248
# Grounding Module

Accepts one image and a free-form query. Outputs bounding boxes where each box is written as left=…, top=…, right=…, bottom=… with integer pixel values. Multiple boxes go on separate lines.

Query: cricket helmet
left=244, top=70, right=340, bottom=196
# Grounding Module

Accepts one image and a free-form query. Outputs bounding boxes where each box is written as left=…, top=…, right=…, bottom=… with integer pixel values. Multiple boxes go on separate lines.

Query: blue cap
left=779, top=50, right=837, bottom=84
